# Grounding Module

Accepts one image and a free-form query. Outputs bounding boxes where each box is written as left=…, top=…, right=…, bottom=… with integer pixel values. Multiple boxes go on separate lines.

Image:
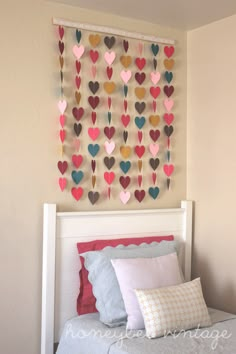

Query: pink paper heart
left=152, top=101, right=157, bottom=112
left=163, top=164, right=174, bottom=177
left=121, top=114, right=130, bottom=127
left=152, top=172, right=157, bottom=185
left=164, top=99, right=174, bottom=112
left=91, top=112, right=96, bottom=125
left=73, top=45, right=85, bottom=60
left=88, top=127, right=100, bottom=141
left=58, top=26, right=64, bottom=40
left=75, top=76, right=81, bottom=89
left=164, top=46, right=175, bottom=58
left=138, top=175, right=142, bottom=187
left=71, top=187, right=83, bottom=201
left=150, top=86, right=161, bottom=99
left=124, top=100, right=128, bottom=112
left=120, top=191, right=131, bottom=204
left=59, top=115, right=65, bottom=128
left=59, top=177, right=67, bottom=191
left=104, top=171, right=115, bottom=185
left=120, top=70, right=132, bottom=84
left=149, top=143, right=159, bottom=157
left=104, top=141, right=115, bottom=155
left=73, top=138, right=80, bottom=151
left=58, top=99, right=67, bottom=114
left=138, top=131, right=143, bottom=143
left=108, top=97, right=111, bottom=110
left=104, top=51, right=116, bottom=65
left=72, top=154, right=83, bottom=168
left=164, top=113, right=174, bottom=125
left=91, top=65, right=97, bottom=79
left=150, top=72, right=161, bottom=85
left=60, top=129, right=65, bottom=143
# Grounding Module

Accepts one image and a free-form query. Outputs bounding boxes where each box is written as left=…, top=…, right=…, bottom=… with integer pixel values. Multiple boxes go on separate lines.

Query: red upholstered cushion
left=77, top=235, right=174, bottom=315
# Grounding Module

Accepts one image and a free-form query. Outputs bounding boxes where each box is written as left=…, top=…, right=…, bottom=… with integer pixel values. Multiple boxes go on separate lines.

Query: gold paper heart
left=138, top=160, right=142, bottom=172
left=92, top=175, right=96, bottom=188
left=164, top=59, right=175, bottom=70
left=120, top=55, right=132, bottom=68
left=104, top=81, right=116, bottom=95
left=89, top=34, right=101, bottom=47
left=75, top=91, right=81, bottom=105
left=59, top=56, right=64, bottom=69
left=135, top=87, right=146, bottom=100
left=149, top=115, right=160, bottom=127
left=120, top=146, right=131, bottom=159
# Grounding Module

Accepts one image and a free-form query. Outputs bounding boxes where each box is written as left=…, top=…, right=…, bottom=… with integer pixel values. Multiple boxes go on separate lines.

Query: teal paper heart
left=165, top=71, right=173, bottom=83
left=120, top=161, right=131, bottom=174
left=88, top=144, right=100, bottom=157
left=151, top=44, right=159, bottom=56
left=135, top=116, right=146, bottom=129
left=149, top=187, right=160, bottom=199
left=76, top=29, right=82, bottom=44
left=72, top=170, right=84, bottom=184
left=108, top=112, right=112, bottom=124
left=167, top=150, right=171, bottom=162
left=124, top=85, right=128, bottom=97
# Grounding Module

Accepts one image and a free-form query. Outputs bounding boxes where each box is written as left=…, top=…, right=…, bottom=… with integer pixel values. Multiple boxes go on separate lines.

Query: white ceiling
left=52, top=0, right=236, bottom=30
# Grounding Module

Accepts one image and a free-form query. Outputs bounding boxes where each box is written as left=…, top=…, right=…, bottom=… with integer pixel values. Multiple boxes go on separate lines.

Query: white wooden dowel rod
left=53, top=17, right=175, bottom=45
left=181, top=200, right=193, bottom=282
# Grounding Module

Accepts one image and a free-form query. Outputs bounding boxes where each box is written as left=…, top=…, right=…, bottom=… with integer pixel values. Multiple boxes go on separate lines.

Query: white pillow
left=135, top=277, right=211, bottom=338
left=111, top=253, right=183, bottom=329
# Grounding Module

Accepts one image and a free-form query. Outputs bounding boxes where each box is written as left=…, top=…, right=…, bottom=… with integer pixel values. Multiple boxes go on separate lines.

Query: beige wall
left=0, top=1, right=186, bottom=353
left=187, top=15, right=236, bottom=313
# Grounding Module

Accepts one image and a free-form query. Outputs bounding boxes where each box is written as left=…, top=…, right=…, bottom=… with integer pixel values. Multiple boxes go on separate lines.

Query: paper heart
left=58, top=41, right=64, bottom=54
left=104, top=81, right=116, bottom=94
left=104, top=140, right=115, bottom=155
left=88, top=127, right=100, bottom=141
left=89, top=34, right=101, bottom=47
left=120, top=191, right=131, bottom=204
left=150, top=71, right=161, bottom=85
left=138, top=175, right=142, bottom=187
left=150, top=86, right=161, bottom=99
left=59, top=129, right=65, bottom=143
left=91, top=160, right=96, bottom=173
left=107, top=97, right=112, bottom=110
left=59, top=56, right=64, bottom=69
left=88, top=191, right=100, bottom=205
left=164, top=85, right=174, bottom=97
left=164, top=99, right=174, bottom=112
left=120, top=161, right=131, bottom=174
left=76, top=60, right=81, bottom=74
left=104, top=51, right=116, bottom=65
left=60, top=71, right=64, bottom=83
left=107, top=111, right=112, bottom=124
left=58, top=177, right=66, bottom=191
left=138, top=42, right=143, bottom=55
left=88, top=81, right=99, bottom=95
left=104, top=156, right=115, bottom=170
left=72, top=170, right=84, bottom=184
left=135, top=87, right=146, bottom=100
left=57, top=160, right=68, bottom=175
left=135, top=116, right=146, bottom=129
left=91, top=112, right=96, bottom=125
left=120, top=55, right=132, bottom=68
left=75, top=91, right=81, bottom=105
left=104, top=171, right=115, bottom=185
left=149, top=115, right=160, bottom=127
left=165, top=71, right=173, bottom=83
left=59, top=115, right=65, bottom=128
left=72, top=107, right=84, bottom=121
left=138, top=131, right=143, bottom=143
left=88, top=144, right=100, bottom=157
left=149, top=158, right=160, bottom=171
left=151, top=44, right=159, bottom=56
left=149, top=129, right=160, bottom=142
left=75, top=76, right=81, bottom=90
left=164, top=113, right=174, bottom=125
left=124, top=100, right=128, bottom=112
left=91, top=65, right=97, bottom=78
left=58, top=100, right=67, bottom=114
left=92, top=175, right=96, bottom=188
left=138, top=160, right=142, bottom=172
left=58, top=26, right=64, bottom=40
left=104, top=36, right=116, bottom=49
left=135, top=58, right=146, bottom=70
left=135, top=102, right=146, bottom=114
left=123, top=40, right=129, bottom=52
left=134, top=189, right=145, bottom=203
left=123, top=131, right=128, bottom=143
left=107, top=66, right=113, bottom=79
left=164, top=125, right=174, bottom=137
left=104, top=126, right=115, bottom=140
left=149, top=187, right=159, bottom=200
left=149, top=143, right=159, bottom=157
left=73, top=138, right=80, bottom=151
left=152, top=172, right=157, bottom=184
left=164, top=59, right=175, bottom=70
left=119, top=176, right=130, bottom=189
left=153, top=58, right=157, bottom=70
left=72, top=154, right=83, bottom=168
left=135, top=72, right=146, bottom=85
left=90, top=50, right=99, bottom=63
left=120, top=70, right=132, bottom=84
left=121, top=114, right=130, bottom=128
left=73, top=45, right=85, bottom=60
left=71, top=187, right=83, bottom=201
left=88, top=96, right=99, bottom=110
left=163, top=164, right=174, bottom=177
left=167, top=150, right=171, bottom=162
left=76, top=29, right=81, bottom=44
left=74, top=123, right=82, bottom=137
left=164, top=46, right=175, bottom=58
left=120, top=146, right=131, bottom=159
left=153, top=100, right=157, bottom=112
left=135, top=145, right=145, bottom=158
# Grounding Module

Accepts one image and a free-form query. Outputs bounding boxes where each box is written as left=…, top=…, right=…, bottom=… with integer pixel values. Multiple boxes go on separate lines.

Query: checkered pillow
left=135, top=278, right=211, bottom=338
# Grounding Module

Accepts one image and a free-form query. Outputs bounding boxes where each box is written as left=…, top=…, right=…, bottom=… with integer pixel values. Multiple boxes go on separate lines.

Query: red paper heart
left=91, top=111, right=96, bottom=125
left=59, top=115, right=65, bottom=128
left=104, top=171, right=115, bottom=185
left=91, top=160, right=96, bottom=173
left=90, top=50, right=99, bottom=63
left=152, top=100, right=157, bottom=112
left=150, top=86, right=161, bottom=99
left=163, top=164, right=174, bottom=177
left=152, top=172, right=157, bottom=185
left=107, top=66, right=113, bottom=79
left=164, top=113, right=174, bottom=125
left=60, top=129, right=65, bottom=143
left=149, top=129, right=160, bottom=142
left=124, top=100, right=128, bottom=112
left=104, top=126, right=115, bottom=139
left=135, top=58, right=146, bottom=70
left=72, top=107, right=84, bottom=121
left=88, top=96, right=99, bottom=110
left=71, top=187, right=83, bottom=201
left=119, top=176, right=130, bottom=189
left=57, top=161, right=68, bottom=175
left=164, top=46, right=175, bottom=58
left=59, top=26, right=64, bottom=40
left=72, top=154, right=83, bottom=168
left=138, top=175, right=142, bottom=187
left=164, top=85, right=174, bottom=97
left=138, top=131, right=143, bottom=143
left=76, top=60, right=81, bottom=74
left=135, top=145, right=145, bottom=158
left=135, top=72, right=146, bottom=85
left=75, top=76, right=81, bottom=89
left=58, top=177, right=66, bottom=191
left=134, top=189, right=145, bottom=202
left=121, top=114, right=130, bottom=127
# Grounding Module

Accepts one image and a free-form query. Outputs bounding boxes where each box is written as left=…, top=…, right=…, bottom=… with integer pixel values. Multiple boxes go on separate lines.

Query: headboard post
left=41, top=204, right=57, bottom=354
left=181, top=200, right=193, bottom=281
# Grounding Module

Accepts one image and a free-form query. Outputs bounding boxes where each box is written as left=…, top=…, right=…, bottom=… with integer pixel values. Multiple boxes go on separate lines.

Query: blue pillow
left=82, top=240, right=179, bottom=327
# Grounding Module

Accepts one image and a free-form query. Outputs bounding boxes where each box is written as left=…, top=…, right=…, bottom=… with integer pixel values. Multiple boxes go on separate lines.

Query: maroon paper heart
left=104, top=126, right=115, bottom=139
left=164, top=125, right=174, bottom=137
left=58, top=41, right=64, bottom=54
left=88, top=81, right=99, bottom=94
left=135, top=72, right=146, bottom=85
left=107, top=66, right=113, bottom=80
left=149, top=158, right=160, bottom=170
left=124, top=100, right=128, bottom=112
left=135, top=102, right=146, bottom=114
left=134, top=189, right=145, bottom=203
left=72, top=107, right=84, bottom=121
left=88, top=96, right=99, bottom=110
left=153, top=58, right=157, bottom=70
left=123, top=130, right=128, bottom=143
left=149, top=129, right=160, bottom=142
left=135, top=145, right=145, bottom=158
left=104, top=36, right=116, bottom=49
left=135, top=58, right=146, bottom=70
left=123, top=40, right=129, bottom=52
left=119, top=176, right=131, bottom=189
left=76, top=60, right=81, bottom=74
left=91, top=112, right=96, bottom=125
left=74, top=123, right=82, bottom=137
left=91, top=160, right=96, bottom=173
left=164, top=85, right=174, bottom=97
left=57, top=160, right=68, bottom=175
left=59, top=26, right=64, bottom=40
left=104, top=156, right=115, bottom=170
left=88, top=191, right=100, bottom=205
left=89, top=50, right=99, bottom=63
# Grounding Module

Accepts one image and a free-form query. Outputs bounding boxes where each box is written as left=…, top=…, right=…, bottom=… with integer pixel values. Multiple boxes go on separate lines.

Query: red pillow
left=77, top=235, right=174, bottom=315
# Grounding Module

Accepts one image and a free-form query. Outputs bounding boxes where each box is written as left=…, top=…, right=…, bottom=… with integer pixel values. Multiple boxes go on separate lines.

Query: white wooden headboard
left=41, top=200, right=193, bottom=354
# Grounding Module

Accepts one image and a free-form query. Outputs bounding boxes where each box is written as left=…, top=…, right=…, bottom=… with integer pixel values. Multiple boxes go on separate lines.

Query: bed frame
left=41, top=200, right=193, bottom=354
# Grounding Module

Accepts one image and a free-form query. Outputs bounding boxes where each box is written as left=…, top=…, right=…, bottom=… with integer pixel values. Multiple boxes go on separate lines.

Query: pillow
left=77, top=235, right=174, bottom=315
left=111, top=252, right=183, bottom=329
left=135, top=278, right=211, bottom=338
left=82, top=240, right=179, bottom=327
